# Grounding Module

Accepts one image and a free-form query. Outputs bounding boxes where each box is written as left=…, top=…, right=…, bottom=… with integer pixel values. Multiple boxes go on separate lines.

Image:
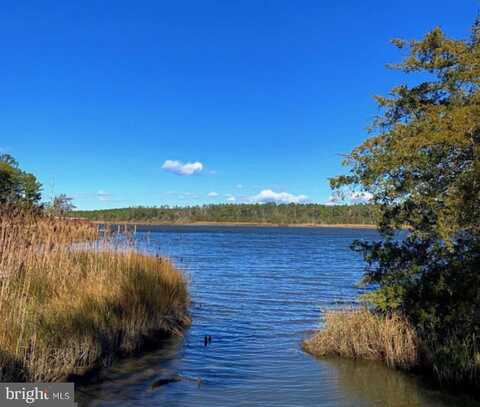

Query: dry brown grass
left=303, top=308, right=418, bottom=370
left=0, top=207, right=189, bottom=382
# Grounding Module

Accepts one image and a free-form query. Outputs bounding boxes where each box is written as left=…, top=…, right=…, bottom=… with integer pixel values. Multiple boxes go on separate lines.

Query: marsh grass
left=423, top=334, right=480, bottom=388
left=0, top=207, right=189, bottom=382
left=303, top=309, right=418, bottom=370
left=304, top=308, right=480, bottom=391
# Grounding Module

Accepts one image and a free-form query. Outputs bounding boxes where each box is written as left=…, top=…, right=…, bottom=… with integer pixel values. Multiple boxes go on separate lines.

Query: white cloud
left=325, top=190, right=373, bottom=205
left=162, top=160, right=204, bottom=176
left=208, top=192, right=219, bottom=197
left=225, top=194, right=236, bottom=203
left=97, top=190, right=111, bottom=201
left=249, top=189, right=308, bottom=204
left=350, top=191, right=373, bottom=204
left=70, top=190, right=123, bottom=205
left=183, top=192, right=200, bottom=199
left=325, top=197, right=339, bottom=206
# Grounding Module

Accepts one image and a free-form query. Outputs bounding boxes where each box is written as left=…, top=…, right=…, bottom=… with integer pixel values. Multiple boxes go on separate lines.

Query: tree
left=0, top=159, right=19, bottom=203
left=0, top=154, right=42, bottom=206
left=48, top=194, right=76, bottom=216
left=331, top=20, right=480, bottom=366
left=20, top=173, right=42, bottom=204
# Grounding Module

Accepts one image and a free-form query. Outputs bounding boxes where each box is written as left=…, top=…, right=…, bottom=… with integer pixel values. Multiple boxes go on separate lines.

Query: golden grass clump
left=0, top=207, right=189, bottom=382
left=303, top=308, right=418, bottom=370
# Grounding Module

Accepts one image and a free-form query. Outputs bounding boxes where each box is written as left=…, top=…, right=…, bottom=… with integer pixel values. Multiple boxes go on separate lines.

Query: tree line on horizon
left=71, top=203, right=378, bottom=225
left=0, top=153, right=377, bottom=225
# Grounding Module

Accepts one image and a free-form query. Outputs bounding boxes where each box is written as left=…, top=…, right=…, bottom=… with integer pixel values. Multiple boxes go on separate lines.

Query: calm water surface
left=78, top=226, right=478, bottom=407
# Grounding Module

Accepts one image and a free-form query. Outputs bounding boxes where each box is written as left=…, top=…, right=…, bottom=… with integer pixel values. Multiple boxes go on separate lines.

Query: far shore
left=87, top=220, right=378, bottom=229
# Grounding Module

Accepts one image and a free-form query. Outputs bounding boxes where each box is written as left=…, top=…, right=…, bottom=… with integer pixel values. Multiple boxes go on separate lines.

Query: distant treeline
left=71, top=203, right=378, bottom=225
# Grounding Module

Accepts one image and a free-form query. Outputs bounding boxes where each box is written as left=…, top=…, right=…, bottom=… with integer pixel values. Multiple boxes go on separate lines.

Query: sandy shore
left=89, top=220, right=377, bottom=229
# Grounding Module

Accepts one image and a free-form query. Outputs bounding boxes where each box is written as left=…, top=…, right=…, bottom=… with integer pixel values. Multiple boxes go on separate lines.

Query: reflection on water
left=78, top=226, right=479, bottom=407
left=325, top=358, right=479, bottom=407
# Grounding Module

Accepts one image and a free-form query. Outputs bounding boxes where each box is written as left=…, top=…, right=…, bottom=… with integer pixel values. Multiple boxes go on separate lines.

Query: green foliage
left=71, top=203, right=378, bottom=225
left=0, top=154, right=42, bottom=206
left=333, top=18, right=480, bottom=386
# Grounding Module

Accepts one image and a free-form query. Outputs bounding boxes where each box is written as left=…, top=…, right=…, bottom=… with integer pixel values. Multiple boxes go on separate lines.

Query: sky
left=0, top=1, right=476, bottom=209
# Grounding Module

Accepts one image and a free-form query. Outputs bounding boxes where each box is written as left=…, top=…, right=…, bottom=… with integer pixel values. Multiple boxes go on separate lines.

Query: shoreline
left=87, top=220, right=378, bottom=229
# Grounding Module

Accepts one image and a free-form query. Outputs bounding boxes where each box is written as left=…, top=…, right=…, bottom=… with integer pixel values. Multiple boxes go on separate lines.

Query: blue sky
left=0, top=1, right=476, bottom=209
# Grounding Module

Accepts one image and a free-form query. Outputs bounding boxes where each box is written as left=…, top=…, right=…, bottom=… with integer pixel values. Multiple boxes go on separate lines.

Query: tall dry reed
left=303, top=308, right=418, bottom=370
left=0, top=207, right=189, bottom=382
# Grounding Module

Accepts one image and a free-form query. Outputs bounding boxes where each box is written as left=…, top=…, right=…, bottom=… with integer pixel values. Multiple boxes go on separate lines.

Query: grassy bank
left=0, top=208, right=190, bottom=382
left=303, top=309, right=480, bottom=392
left=303, top=309, right=417, bottom=370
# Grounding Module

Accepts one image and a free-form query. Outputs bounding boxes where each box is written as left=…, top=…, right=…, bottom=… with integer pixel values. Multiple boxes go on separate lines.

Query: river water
left=78, top=226, right=478, bottom=407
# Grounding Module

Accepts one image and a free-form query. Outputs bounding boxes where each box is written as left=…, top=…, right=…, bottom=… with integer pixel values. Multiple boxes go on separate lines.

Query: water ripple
left=78, top=226, right=478, bottom=407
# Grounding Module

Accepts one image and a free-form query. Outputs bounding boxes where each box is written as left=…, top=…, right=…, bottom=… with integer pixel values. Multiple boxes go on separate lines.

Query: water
left=78, top=226, right=478, bottom=407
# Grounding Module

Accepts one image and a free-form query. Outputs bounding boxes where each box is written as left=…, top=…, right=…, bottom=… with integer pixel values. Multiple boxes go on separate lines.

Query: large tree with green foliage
left=332, top=19, right=480, bottom=382
left=0, top=154, right=42, bottom=206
